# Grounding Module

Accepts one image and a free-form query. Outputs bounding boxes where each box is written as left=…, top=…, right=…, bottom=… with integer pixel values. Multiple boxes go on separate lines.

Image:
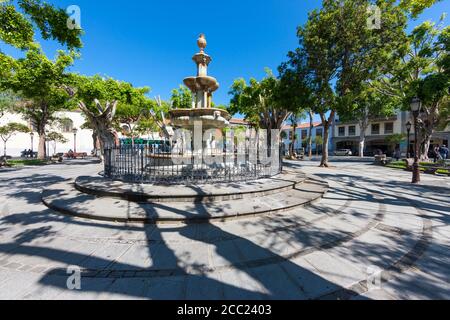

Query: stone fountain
left=169, top=34, right=231, bottom=130
left=40, top=34, right=327, bottom=224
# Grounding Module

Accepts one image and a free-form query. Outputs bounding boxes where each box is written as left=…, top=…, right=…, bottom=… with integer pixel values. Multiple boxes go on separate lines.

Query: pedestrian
left=394, top=147, right=401, bottom=161
left=434, top=145, right=441, bottom=163
left=440, top=145, right=449, bottom=160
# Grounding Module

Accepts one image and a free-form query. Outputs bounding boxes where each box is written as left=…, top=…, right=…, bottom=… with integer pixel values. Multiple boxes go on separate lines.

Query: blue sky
left=1, top=0, right=448, bottom=115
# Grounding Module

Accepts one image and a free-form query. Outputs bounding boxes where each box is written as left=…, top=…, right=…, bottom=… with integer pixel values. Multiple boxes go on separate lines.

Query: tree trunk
left=421, top=134, right=432, bottom=161
left=308, top=111, right=314, bottom=158
left=77, top=100, right=118, bottom=162
left=3, top=141, right=6, bottom=157
left=319, top=111, right=334, bottom=168
left=420, top=120, right=435, bottom=161
left=320, top=123, right=330, bottom=167
left=358, top=113, right=369, bottom=158
left=37, top=133, right=46, bottom=160
left=290, top=125, right=296, bottom=159
left=358, top=126, right=367, bottom=158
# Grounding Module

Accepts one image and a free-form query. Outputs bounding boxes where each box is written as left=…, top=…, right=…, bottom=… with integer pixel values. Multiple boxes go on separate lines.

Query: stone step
left=42, top=179, right=328, bottom=224
left=74, top=171, right=310, bottom=203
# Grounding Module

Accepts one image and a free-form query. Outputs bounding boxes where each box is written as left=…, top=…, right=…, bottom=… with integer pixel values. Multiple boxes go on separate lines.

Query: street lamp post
left=30, top=132, right=34, bottom=158
left=406, top=121, right=412, bottom=158
left=72, top=128, right=78, bottom=154
left=411, top=97, right=422, bottom=184
left=45, top=129, right=50, bottom=158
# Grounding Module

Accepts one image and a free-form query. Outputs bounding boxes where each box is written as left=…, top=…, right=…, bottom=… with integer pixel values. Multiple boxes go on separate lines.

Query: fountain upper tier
left=170, top=34, right=230, bottom=129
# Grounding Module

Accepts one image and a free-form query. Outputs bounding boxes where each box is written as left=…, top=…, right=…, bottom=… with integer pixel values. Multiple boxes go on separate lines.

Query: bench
left=374, top=154, right=388, bottom=165
left=402, top=158, right=414, bottom=170
left=64, top=152, right=88, bottom=159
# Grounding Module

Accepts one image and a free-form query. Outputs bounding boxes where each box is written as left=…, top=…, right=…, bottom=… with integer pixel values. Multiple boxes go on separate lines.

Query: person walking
left=440, top=145, right=449, bottom=160
left=433, top=145, right=441, bottom=163
left=394, top=147, right=401, bottom=161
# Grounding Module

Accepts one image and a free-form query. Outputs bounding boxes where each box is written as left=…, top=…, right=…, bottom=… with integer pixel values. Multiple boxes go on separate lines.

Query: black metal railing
left=104, top=142, right=282, bottom=185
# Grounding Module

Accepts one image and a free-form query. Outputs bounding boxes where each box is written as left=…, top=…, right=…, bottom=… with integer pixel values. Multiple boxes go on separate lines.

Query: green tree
left=0, top=48, right=75, bottom=159
left=385, top=133, right=406, bottom=149
left=399, top=0, right=441, bottom=17
left=315, top=135, right=324, bottom=157
left=0, top=0, right=82, bottom=51
left=340, top=85, right=398, bottom=157
left=46, top=131, right=68, bottom=156
left=284, top=0, right=407, bottom=167
left=279, top=51, right=314, bottom=158
left=286, top=113, right=306, bottom=158
left=229, top=69, right=290, bottom=151
left=170, top=85, right=192, bottom=109
left=375, top=20, right=449, bottom=159
left=65, top=75, right=157, bottom=154
left=0, top=90, right=17, bottom=120
left=0, top=122, right=30, bottom=158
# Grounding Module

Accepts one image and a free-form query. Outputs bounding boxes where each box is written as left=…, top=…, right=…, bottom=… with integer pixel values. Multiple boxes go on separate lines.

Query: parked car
left=334, top=149, right=353, bottom=156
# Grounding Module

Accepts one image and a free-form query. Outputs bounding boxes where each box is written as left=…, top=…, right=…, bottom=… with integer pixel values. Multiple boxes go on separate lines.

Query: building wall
left=281, top=125, right=332, bottom=154
left=331, top=111, right=450, bottom=156
left=0, top=111, right=94, bottom=157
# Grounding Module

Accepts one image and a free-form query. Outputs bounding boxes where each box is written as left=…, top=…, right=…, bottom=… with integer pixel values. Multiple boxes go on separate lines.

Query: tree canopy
left=280, top=0, right=409, bottom=166
left=0, top=47, right=75, bottom=158
left=170, top=85, right=192, bottom=109
left=229, top=69, right=289, bottom=131
left=0, top=0, right=82, bottom=51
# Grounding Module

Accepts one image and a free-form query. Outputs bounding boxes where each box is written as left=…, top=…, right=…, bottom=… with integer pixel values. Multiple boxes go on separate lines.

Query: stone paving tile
left=219, top=269, right=268, bottom=300
left=109, top=244, right=153, bottom=270
left=380, top=269, right=450, bottom=300
left=352, top=288, right=397, bottom=300
left=249, top=264, right=308, bottom=300
left=184, top=272, right=226, bottom=300
left=81, top=243, right=134, bottom=270
left=1, top=160, right=449, bottom=299
left=55, top=278, right=115, bottom=300
left=97, top=278, right=151, bottom=300
left=280, top=258, right=341, bottom=299
left=143, top=276, right=187, bottom=300
left=0, top=270, right=43, bottom=299
left=303, top=251, right=367, bottom=289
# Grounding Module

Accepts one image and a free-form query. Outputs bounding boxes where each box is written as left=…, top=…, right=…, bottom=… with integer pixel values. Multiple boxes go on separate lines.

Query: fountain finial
left=197, top=34, right=207, bottom=53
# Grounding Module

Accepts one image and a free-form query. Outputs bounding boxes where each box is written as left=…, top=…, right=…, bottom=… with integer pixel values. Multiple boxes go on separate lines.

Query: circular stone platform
left=42, top=170, right=328, bottom=223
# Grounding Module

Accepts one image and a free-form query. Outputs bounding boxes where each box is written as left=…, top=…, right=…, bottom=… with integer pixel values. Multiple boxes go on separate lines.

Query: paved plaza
left=0, top=159, right=448, bottom=300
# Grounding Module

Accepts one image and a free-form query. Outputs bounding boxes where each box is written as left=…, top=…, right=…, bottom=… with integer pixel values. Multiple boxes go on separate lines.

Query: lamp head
left=406, top=121, right=412, bottom=131
left=410, top=97, right=421, bottom=113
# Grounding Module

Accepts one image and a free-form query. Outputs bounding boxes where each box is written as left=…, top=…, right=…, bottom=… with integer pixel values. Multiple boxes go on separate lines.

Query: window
left=338, top=127, right=346, bottom=137
left=316, top=128, right=323, bottom=137
left=349, top=126, right=356, bottom=136
left=301, top=130, right=308, bottom=140
left=384, top=122, right=394, bottom=134
left=371, top=124, right=380, bottom=135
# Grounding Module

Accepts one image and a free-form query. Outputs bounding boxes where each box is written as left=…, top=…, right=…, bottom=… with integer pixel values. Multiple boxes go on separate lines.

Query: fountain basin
left=169, top=108, right=231, bottom=129
left=183, top=76, right=219, bottom=92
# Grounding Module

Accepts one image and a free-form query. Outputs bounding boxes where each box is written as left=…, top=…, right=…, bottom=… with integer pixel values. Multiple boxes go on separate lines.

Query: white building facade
left=331, top=111, right=450, bottom=157
left=0, top=110, right=94, bottom=157
left=281, top=122, right=332, bottom=155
